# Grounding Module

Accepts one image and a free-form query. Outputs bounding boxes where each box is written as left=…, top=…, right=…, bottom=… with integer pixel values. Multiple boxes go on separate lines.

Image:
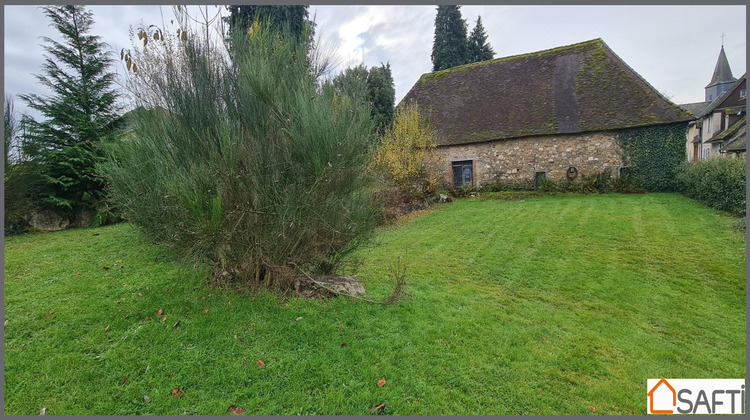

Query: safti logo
left=647, top=379, right=745, bottom=414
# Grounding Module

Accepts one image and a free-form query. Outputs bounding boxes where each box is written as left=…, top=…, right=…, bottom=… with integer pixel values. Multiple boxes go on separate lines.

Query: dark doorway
left=534, top=171, right=547, bottom=186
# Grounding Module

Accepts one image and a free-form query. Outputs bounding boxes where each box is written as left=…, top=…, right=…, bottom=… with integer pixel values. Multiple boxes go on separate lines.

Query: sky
left=4, top=5, right=747, bottom=120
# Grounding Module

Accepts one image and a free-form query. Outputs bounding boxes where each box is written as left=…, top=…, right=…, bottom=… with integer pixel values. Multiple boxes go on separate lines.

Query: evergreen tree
left=330, top=62, right=395, bottom=135
left=20, top=5, right=122, bottom=213
left=4, top=95, right=17, bottom=167
left=367, top=63, right=395, bottom=134
left=331, top=64, right=370, bottom=105
left=227, top=5, right=312, bottom=44
left=431, top=5, right=469, bottom=72
left=467, top=16, right=495, bottom=63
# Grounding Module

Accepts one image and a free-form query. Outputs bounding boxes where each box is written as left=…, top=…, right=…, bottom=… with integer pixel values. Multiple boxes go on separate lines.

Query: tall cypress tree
left=431, top=5, right=469, bottom=72
left=20, top=5, right=122, bottom=213
left=467, top=16, right=495, bottom=63
left=367, top=63, right=395, bottom=134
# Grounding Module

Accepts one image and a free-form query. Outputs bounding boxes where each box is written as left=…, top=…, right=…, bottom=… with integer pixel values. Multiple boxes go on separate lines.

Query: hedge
left=676, top=158, right=746, bottom=217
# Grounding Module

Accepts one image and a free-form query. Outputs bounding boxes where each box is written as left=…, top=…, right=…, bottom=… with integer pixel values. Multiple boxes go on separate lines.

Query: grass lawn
left=3, top=193, right=745, bottom=415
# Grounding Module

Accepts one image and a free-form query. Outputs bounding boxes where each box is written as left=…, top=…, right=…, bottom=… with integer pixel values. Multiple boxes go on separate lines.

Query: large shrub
left=676, top=158, right=746, bottom=216
left=371, top=103, right=438, bottom=203
left=101, top=22, right=378, bottom=289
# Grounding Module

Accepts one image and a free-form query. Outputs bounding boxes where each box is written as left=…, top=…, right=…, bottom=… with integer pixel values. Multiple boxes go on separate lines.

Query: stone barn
left=400, top=38, right=693, bottom=189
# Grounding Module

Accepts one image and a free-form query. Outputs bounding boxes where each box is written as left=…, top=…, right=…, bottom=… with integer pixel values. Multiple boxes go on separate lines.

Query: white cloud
left=5, top=4, right=747, bottom=117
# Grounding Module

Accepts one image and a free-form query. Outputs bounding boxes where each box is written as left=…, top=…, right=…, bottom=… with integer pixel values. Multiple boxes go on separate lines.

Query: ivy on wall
left=616, top=122, right=688, bottom=192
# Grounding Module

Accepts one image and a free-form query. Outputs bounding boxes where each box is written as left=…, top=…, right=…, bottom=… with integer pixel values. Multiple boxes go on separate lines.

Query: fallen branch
left=290, top=262, right=407, bottom=305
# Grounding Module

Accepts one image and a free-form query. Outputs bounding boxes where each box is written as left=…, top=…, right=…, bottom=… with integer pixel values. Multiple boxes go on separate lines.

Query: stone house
left=400, top=38, right=693, bottom=189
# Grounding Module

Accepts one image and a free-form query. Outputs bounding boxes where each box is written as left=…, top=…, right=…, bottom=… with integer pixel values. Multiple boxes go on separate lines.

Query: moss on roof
left=401, top=38, right=692, bottom=147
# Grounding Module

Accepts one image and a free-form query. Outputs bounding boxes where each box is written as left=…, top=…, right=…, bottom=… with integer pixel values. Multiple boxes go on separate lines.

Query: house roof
left=401, top=38, right=692, bottom=147
left=701, top=73, right=746, bottom=117
left=723, top=124, right=746, bottom=152
left=711, top=115, right=746, bottom=143
left=679, top=101, right=711, bottom=118
left=706, top=46, right=737, bottom=89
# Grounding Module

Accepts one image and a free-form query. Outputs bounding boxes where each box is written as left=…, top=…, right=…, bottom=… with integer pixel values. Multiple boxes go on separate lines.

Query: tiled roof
left=401, top=39, right=692, bottom=147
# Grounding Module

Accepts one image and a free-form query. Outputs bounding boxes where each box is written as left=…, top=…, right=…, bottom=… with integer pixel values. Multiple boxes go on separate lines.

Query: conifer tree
left=467, top=16, right=495, bottom=63
left=367, top=63, right=395, bottom=134
left=227, top=5, right=312, bottom=44
left=20, top=5, right=122, bottom=213
left=431, top=5, right=469, bottom=71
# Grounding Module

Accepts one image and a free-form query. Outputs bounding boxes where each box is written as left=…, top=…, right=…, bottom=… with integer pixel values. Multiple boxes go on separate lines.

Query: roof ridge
left=418, top=38, right=605, bottom=82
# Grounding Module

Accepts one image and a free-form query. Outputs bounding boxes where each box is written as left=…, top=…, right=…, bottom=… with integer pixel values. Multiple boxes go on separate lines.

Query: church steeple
left=705, top=45, right=737, bottom=102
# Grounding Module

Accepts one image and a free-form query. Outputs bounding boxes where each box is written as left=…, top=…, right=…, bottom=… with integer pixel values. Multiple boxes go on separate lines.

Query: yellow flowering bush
left=372, top=103, right=438, bottom=201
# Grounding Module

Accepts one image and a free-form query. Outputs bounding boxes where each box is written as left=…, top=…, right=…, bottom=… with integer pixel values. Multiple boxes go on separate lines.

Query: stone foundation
left=431, top=131, right=625, bottom=188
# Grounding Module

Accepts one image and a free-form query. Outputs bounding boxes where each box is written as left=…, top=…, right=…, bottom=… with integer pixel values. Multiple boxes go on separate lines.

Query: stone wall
left=431, top=131, right=625, bottom=188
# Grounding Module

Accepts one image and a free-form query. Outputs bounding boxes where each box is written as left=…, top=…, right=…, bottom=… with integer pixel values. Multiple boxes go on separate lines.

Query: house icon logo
left=648, top=378, right=676, bottom=414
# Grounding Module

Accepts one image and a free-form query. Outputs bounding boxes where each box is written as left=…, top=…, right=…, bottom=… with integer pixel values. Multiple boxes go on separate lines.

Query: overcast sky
left=4, top=5, right=747, bottom=119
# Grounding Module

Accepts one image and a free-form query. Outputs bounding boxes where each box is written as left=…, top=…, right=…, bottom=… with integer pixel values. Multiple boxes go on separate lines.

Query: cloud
left=4, top=4, right=746, bottom=120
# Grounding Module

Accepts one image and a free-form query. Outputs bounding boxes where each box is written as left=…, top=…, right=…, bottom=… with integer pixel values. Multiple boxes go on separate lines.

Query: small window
left=452, top=160, right=473, bottom=189
left=740, top=88, right=746, bottom=98
left=534, top=171, right=547, bottom=186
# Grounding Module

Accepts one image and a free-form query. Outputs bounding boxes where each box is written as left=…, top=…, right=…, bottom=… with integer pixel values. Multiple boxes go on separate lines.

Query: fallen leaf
left=295, top=317, right=303, bottom=322
left=156, top=309, right=164, bottom=316
left=251, top=297, right=255, bottom=302
left=284, top=303, right=289, bottom=307
left=201, top=297, right=206, bottom=300
left=243, top=360, right=248, bottom=366
left=228, top=301, right=232, bottom=306
left=104, top=324, right=110, bottom=332
left=256, top=359, right=265, bottom=369
left=116, top=259, right=123, bottom=263
left=76, top=272, right=81, bottom=276
left=162, top=316, right=167, bottom=322
left=338, top=326, right=343, bottom=331
left=103, top=266, right=110, bottom=270
left=589, top=406, right=596, bottom=413
left=120, top=377, right=127, bottom=385
left=370, top=403, right=385, bottom=413
left=166, top=288, right=171, bottom=293
left=122, top=283, right=129, bottom=287
left=172, top=320, right=181, bottom=328
left=143, top=395, right=151, bottom=403
left=15, top=275, right=21, bottom=279
left=202, top=309, right=209, bottom=314
left=341, top=342, right=348, bottom=347
left=40, top=407, right=46, bottom=415
left=377, top=378, right=386, bottom=387
left=171, top=388, right=184, bottom=398
left=227, top=405, right=246, bottom=415
left=143, top=317, right=152, bottom=322
left=45, top=312, right=54, bottom=318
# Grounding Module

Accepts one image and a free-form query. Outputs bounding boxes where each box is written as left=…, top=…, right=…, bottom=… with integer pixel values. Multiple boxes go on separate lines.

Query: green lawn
left=3, top=193, right=745, bottom=415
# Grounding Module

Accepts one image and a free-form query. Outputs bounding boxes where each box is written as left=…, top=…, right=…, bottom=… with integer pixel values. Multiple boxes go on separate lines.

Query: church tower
left=705, top=44, right=737, bottom=102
